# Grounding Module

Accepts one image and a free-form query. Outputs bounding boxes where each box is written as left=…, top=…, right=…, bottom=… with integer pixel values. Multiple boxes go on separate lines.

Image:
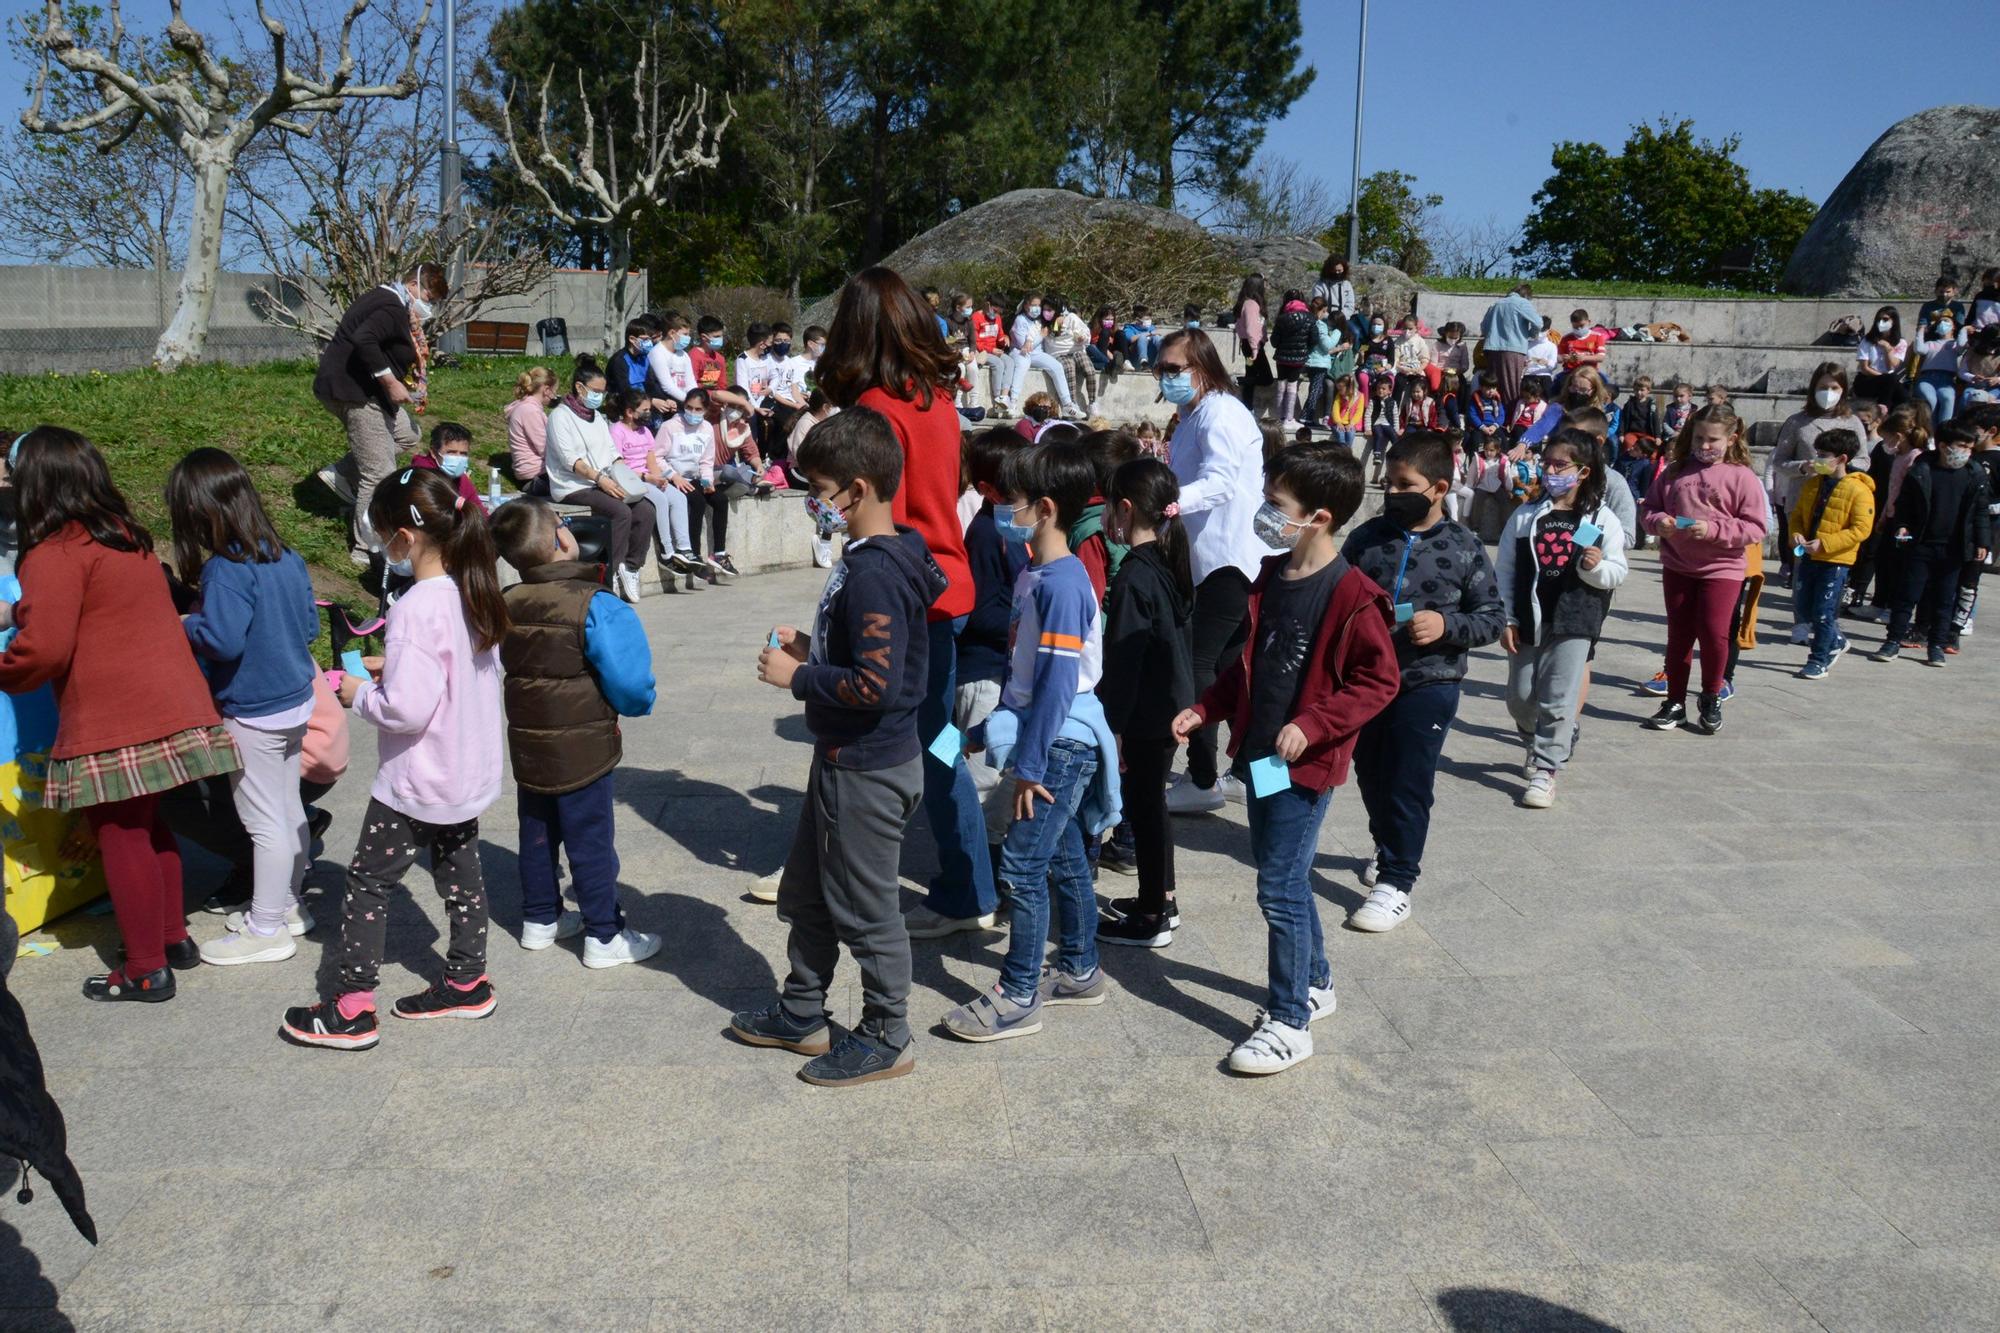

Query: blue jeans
left=997, top=738, right=1100, bottom=1000
left=1917, top=370, right=1958, bottom=425
left=1085, top=344, right=1110, bottom=372
left=1121, top=333, right=1159, bottom=367
left=518, top=773, right=624, bottom=942
left=919, top=616, right=998, bottom=917
left=1795, top=560, right=1850, bottom=670
left=1243, top=769, right=1334, bottom=1029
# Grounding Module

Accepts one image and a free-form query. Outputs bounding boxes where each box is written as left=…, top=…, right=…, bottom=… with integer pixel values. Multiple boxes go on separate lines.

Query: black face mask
left=1382, top=491, right=1434, bottom=529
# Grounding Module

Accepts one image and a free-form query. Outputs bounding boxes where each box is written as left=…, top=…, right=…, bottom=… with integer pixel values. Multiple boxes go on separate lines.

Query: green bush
left=661, top=285, right=797, bottom=339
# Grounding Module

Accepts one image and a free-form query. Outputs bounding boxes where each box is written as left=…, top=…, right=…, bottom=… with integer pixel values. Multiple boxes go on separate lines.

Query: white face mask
left=1814, top=387, right=1842, bottom=411
left=1877, top=319, right=1893, bottom=333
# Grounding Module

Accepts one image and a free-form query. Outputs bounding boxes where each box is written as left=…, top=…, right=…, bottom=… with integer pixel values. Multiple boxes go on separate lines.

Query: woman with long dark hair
left=0, top=427, right=241, bottom=1002
left=1854, top=305, right=1909, bottom=407
left=1766, top=362, right=1866, bottom=592
left=1233, top=273, right=1272, bottom=409
left=818, top=265, right=998, bottom=936
left=1154, top=328, right=1268, bottom=812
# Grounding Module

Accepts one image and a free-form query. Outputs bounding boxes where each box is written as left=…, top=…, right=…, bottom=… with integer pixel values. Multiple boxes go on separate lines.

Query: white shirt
left=1170, top=390, right=1269, bottom=584
left=1525, top=337, right=1560, bottom=374
left=771, top=353, right=813, bottom=405
left=1857, top=338, right=1907, bottom=374
left=544, top=401, right=622, bottom=502
left=738, top=352, right=778, bottom=407
left=645, top=344, right=695, bottom=401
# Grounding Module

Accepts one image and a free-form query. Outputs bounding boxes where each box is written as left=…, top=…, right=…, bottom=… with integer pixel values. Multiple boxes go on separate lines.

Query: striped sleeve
left=1009, top=562, right=1095, bottom=785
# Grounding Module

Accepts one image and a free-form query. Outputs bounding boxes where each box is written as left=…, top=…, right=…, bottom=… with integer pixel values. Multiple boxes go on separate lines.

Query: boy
left=644, top=312, right=696, bottom=409
left=690, top=316, right=729, bottom=395
left=1919, top=275, right=1968, bottom=332
left=733, top=408, right=946, bottom=1084
left=606, top=318, right=660, bottom=408
left=737, top=322, right=779, bottom=450
left=489, top=500, right=663, bottom=968
left=1558, top=308, right=1607, bottom=374
left=1172, top=444, right=1399, bottom=1074
left=1340, top=433, right=1504, bottom=931
left=1946, top=402, right=2000, bottom=650
left=767, top=321, right=812, bottom=444
left=957, top=428, right=1031, bottom=803
left=942, top=439, right=1119, bottom=1043
left=1121, top=304, right=1158, bottom=370
left=1787, top=428, right=1875, bottom=680
left=1875, top=420, right=1993, bottom=666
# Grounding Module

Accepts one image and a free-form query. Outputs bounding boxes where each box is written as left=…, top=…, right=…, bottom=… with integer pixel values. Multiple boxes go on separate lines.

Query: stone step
left=1416, top=291, right=1934, bottom=348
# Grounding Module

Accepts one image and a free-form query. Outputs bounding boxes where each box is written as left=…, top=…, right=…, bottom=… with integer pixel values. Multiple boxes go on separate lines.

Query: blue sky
left=1260, top=0, right=2000, bottom=227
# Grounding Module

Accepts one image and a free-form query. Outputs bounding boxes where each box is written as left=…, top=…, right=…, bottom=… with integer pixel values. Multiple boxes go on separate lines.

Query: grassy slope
left=0, top=356, right=570, bottom=604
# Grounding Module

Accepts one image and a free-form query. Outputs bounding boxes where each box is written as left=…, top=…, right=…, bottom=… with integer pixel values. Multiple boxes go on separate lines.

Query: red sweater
left=0, top=525, right=223, bottom=759
left=863, top=385, right=974, bottom=620
left=1191, top=553, right=1400, bottom=793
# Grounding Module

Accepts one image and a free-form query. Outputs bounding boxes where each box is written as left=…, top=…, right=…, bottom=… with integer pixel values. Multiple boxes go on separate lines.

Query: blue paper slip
left=1674, top=516, right=1697, bottom=529
left=767, top=629, right=783, bottom=649
left=340, top=648, right=369, bottom=679
left=927, top=723, right=963, bottom=766
left=1573, top=521, right=1602, bottom=547
left=1248, top=753, right=1291, bottom=798
left=1393, top=602, right=1414, bottom=624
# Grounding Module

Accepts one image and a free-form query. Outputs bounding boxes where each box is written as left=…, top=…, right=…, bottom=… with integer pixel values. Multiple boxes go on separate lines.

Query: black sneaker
left=1925, top=650, right=1948, bottom=668
left=728, top=1002, right=831, bottom=1055
left=1872, top=642, right=1902, bottom=662
left=1105, top=894, right=1180, bottom=929
left=799, top=1029, right=914, bottom=1086
left=1098, top=844, right=1138, bottom=877
left=714, top=553, right=741, bottom=577
left=1098, top=911, right=1173, bottom=949
left=1696, top=693, right=1723, bottom=734
left=120, top=937, right=202, bottom=971
left=280, top=999, right=380, bottom=1050
left=82, top=966, right=175, bottom=1003
left=392, top=976, right=497, bottom=1021
left=1643, top=701, right=1686, bottom=731
left=307, top=806, right=334, bottom=844
left=666, top=550, right=702, bottom=575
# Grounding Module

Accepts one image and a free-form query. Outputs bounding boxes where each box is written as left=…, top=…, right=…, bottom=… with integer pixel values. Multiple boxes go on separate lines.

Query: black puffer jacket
left=1271, top=303, right=1316, bottom=370
left=0, top=911, right=95, bottom=1245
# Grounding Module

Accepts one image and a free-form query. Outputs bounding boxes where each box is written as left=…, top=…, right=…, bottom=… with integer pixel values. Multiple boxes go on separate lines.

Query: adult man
left=315, top=262, right=447, bottom=565
left=1479, top=281, right=1542, bottom=424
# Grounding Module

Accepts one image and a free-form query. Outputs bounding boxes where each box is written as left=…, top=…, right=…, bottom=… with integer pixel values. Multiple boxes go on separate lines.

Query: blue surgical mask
left=681, top=410, right=704, bottom=429
left=1028, top=305, right=1042, bottom=320
left=438, top=454, right=471, bottom=478
left=707, top=336, right=724, bottom=350
left=1186, top=320, right=1201, bottom=329
left=384, top=537, right=414, bottom=579
left=993, top=503, right=1039, bottom=544
left=1140, top=320, right=1153, bottom=330
left=674, top=333, right=693, bottom=352
left=1159, top=372, right=1196, bottom=406
left=637, top=338, right=656, bottom=355
left=582, top=389, right=605, bottom=411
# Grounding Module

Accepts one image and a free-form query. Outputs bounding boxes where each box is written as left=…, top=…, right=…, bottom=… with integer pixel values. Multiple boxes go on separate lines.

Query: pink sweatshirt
left=610, top=421, right=657, bottom=476
left=1642, top=458, right=1769, bottom=580
left=505, top=397, right=549, bottom=481
left=351, top=575, right=503, bottom=825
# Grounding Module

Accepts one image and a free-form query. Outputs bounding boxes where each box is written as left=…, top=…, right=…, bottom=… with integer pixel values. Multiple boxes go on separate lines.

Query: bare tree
left=21, top=0, right=432, bottom=370
left=1211, top=154, right=1345, bottom=239
left=501, top=36, right=731, bottom=349
left=1427, top=213, right=1527, bottom=280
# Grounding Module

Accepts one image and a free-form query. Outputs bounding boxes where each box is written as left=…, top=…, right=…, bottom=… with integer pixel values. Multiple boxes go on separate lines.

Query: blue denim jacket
left=976, top=692, right=1123, bottom=836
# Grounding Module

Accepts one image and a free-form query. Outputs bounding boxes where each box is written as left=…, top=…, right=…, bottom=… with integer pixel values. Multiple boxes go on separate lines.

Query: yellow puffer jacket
left=1788, top=471, right=1877, bottom=566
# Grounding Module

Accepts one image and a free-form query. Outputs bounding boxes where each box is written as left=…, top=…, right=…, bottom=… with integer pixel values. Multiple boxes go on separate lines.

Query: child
left=1271, top=289, right=1315, bottom=428
left=1511, top=378, right=1548, bottom=442
left=412, top=421, right=485, bottom=512
left=0, top=427, right=242, bottom=1002
left=1620, top=376, right=1661, bottom=464
left=1365, top=374, right=1400, bottom=480
left=1170, top=444, right=1397, bottom=1073
left=1873, top=420, right=1994, bottom=666
left=1329, top=375, right=1366, bottom=449
left=1404, top=379, right=1441, bottom=433
left=490, top=499, right=662, bottom=965
left=1662, top=381, right=1696, bottom=438
left=1342, top=432, right=1503, bottom=929
left=1445, top=436, right=1475, bottom=525
left=1303, top=297, right=1342, bottom=427
left=1466, top=385, right=1507, bottom=454
left=280, top=467, right=509, bottom=1049
left=1497, top=430, right=1628, bottom=806
left=169, top=448, right=322, bottom=965
left=1558, top=309, right=1608, bottom=375
left=1435, top=322, right=1471, bottom=427
left=1469, top=431, right=1512, bottom=544
left=1121, top=304, right=1158, bottom=370
left=1133, top=418, right=1168, bottom=462
left=650, top=386, right=722, bottom=581
left=1787, top=428, right=1875, bottom=679
left=1525, top=318, right=1561, bottom=378
left=1362, top=315, right=1396, bottom=386
left=732, top=408, right=946, bottom=1084
left=955, top=427, right=1031, bottom=806
left=1642, top=404, right=1769, bottom=733
left=1095, top=457, right=1196, bottom=947
left=1705, top=384, right=1731, bottom=409
left=1946, top=402, right=2000, bottom=649
left=943, top=438, right=1119, bottom=1043
left=644, top=312, right=697, bottom=409
left=691, top=316, right=731, bottom=397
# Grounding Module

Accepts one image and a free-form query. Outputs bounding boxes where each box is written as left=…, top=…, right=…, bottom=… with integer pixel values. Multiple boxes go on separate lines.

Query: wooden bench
left=463, top=320, right=530, bottom=354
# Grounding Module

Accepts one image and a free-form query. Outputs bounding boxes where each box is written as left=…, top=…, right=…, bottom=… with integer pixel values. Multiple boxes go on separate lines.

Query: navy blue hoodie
left=792, top=524, right=949, bottom=769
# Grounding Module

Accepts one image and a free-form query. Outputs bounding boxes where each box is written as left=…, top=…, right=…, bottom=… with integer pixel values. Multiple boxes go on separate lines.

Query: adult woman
left=1913, top=306, right=1964, bottom=424
left=504, top=366, right=559, bottom=496
left=1155, top=329, right=1268, bottom=813
left=819, top=266, right=996, bottom=937
left=1002, top=292, right=1079, bottom=419
left=1311, top=256, right=1359, bottom=345
left=1233, top=273, right=1271, bottom=410
left=1766, top=362, right=1866, bottom=592
left=1854, top=305, right=1908, bottom=406
left=542, top=355, right=662, bottom=604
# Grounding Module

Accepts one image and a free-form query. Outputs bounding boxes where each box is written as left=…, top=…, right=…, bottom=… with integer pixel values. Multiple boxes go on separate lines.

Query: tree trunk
left=860, top=90, right=891, bottom=266
left=1155, top=143, right=1176, bottom=212
left=602, top=226, right=632, bottom=353
left=155, top=151, right=231, bottom=371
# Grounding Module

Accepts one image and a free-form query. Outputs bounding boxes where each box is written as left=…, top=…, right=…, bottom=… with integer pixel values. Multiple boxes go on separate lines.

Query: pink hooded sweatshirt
left=1642, top=457, right=1769, bottom=580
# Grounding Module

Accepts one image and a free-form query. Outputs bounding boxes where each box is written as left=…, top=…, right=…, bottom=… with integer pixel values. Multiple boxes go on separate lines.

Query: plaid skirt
left=45, top=724, right=242, bottom=812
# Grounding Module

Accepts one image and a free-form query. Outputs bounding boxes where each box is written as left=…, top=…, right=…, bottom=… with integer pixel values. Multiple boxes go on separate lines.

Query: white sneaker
left=904, top=903, right=999, bottom=939
left=583, top=928, right=662, bottom=969
left=223, top=903, right=314, bottom=938
left=1216, top=772, right=1247, bottom=804
left=520, top=910, right=584, bottom=950
left=1521, top=769, right=1556, bottom=809
left=811, top=534, right=834, bottom=569
left=1307, top=982, right=1338, bottom=1024
left=748, top=868, right=783, bottom=904
left=616, top=567, right=642, bottom=603
left=199, top=927, right=298, bottom=966
left=1228, top=1013, right=1314, bottom=1075
left=1165, top=774, right=1225, bottom=816
left=1789, top=623, right=1812, bottom=645
left=1519, top=734, right=1537, bottom=779
left=1348, top=886, right=1411, bottom=933
left=1359, top=854, right=1380, bottom=888
left=316, top=465, right=357, bottom=507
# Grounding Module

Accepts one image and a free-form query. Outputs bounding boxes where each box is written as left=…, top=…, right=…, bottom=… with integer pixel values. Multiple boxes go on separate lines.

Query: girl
left=651, top=386, right=722, bottom=582
left=1496, top=431, right=1627, bottom=808
left=1329, top=375, right=1365, bottom=449
left=1089, top=305, right=1120, bottom=374
left=1364, top=374, right=1400, bottom=481
left=1004, top=293, right=1079, bottom=418
left=281, top=468, right=509, bottom=1050
left=1914, top=307, right=1963, bottom=424
left=1095, top=458, right=1195, bottom=949
left=1133, top=418, right=1168, bottom=462
left=411, top=420, right=485, bottom=513
left=0, top=427, right=241, bottom=1001
left=1445, top=437, right=1475, bottom=525
left=1403, top=379, right=1441, bottom=433
left=1302, top=296, right=1342, bottom=427
left=1435, top=322, right=1471, bottom=427
left=1848, top=405, right=1930, bottom=619
left=1362, top=314, right=1397, bottom=389
left=1232, top=273, right=1270, bottom=410
left=1511, top=378, right=1549, bottom=442
left=169, top=448, right=322, bottom=966
left=1469, top=432, right=1512, bottom=544
left=1662, top=381, right=1695, bottom=438
left=1855, top=305, right=1908, bottom=406
left=1466, top=385, right=1507, bottom=455
left=545, top=356, right=664, bottom=602
left=1642, top=404, right=1769, bottom=735
left=504, top=365, right=558, bottom=496
left=1392, top=316, right=1435, bottom=403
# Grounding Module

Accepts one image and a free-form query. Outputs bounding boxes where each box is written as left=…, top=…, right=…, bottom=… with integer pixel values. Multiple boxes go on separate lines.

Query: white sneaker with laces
left=1217, top=773, right=1247, bottom=804
left=1228, top=1013, right=1314, bottom=1075
left=1348, top=886, right=1411, bottom=933
left=583, top=928, right=662, bottom=969
left=1307, top=982, right=1338, bottom=1023
left=223, top=903, right=314, bottom=938
left=1165, top=774, right=1226, bottom=816
left=521, top=910, right=584, bottom=950
left=1521, top=769, right=1556, bottom=809
left=616, top=567, right=642, bottom=603
left=199, top=927, right=298, bottom=966
left=748, top=868, right=783, bottom=904
left=811, top=534, right=834, bottom=569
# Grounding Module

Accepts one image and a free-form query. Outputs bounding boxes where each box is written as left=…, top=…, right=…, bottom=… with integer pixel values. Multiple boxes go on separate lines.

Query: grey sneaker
left=1037, top=964, right=1109, bottom=1007
left=729, top=1002, right=831, bottom=1055
left=799, top=1030, right=915, bottom=1086
left=942, top=987, right=1043, bottom=1042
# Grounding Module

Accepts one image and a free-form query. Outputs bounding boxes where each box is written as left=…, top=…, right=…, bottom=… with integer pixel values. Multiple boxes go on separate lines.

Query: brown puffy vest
left=500, top=561, right=620, bottom=795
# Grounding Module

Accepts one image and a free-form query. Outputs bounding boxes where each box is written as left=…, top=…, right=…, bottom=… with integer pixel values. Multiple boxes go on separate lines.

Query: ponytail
left=1105, top=456, right=1193, bottom=603
left=366, top=468, right=511, bottom=652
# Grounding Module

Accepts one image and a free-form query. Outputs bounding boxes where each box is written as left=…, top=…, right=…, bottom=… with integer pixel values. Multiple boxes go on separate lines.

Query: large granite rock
left=1781, top=104, right=2000, bottom=297
left=1218, top=236, right=1418, bottom=317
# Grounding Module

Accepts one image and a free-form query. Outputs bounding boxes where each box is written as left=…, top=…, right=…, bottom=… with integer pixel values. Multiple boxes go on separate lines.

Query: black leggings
left=565, top=488, right=657, bottom=572
left=1123, top=737, right=1177, bottom=914
left=688, top=487, right=730, bottom=557
left=1186, top=566, right=1251, bottom=789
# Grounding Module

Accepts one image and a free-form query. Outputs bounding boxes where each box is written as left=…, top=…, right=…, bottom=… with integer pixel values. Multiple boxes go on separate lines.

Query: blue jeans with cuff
left=997, top=737, right=1100, bottom=1001
left=1795, top=560, right=1850, bottom=670
left=1241, top=765, right=1334, bottom=1030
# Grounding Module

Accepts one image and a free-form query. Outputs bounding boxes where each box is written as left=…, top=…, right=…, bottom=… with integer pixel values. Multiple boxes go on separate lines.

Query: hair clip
left=1162, top=501, right=1180, bottom=518
left=409, top=503, right=424, bottom=528
left=399, top=469, right=414, bottom=485
left=453, top=494, right=466, bottom=511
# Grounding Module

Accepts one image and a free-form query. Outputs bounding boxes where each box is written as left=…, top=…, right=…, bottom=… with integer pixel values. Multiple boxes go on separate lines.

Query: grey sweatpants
left=223, top=715, right=309, bottom=936
left=1505, top=633, right=1594, bottom=772
left=778, top=755, right=923, bottom=1047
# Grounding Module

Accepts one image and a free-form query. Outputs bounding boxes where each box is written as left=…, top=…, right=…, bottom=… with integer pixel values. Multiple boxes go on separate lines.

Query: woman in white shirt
left=1854, top=305, right=1909, bottom=407
left=1156, top=328, right=1268, bottom=812
left=1003, top=292, right=1080, bottom=418
left=543, top=356, right=666, bottom=602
